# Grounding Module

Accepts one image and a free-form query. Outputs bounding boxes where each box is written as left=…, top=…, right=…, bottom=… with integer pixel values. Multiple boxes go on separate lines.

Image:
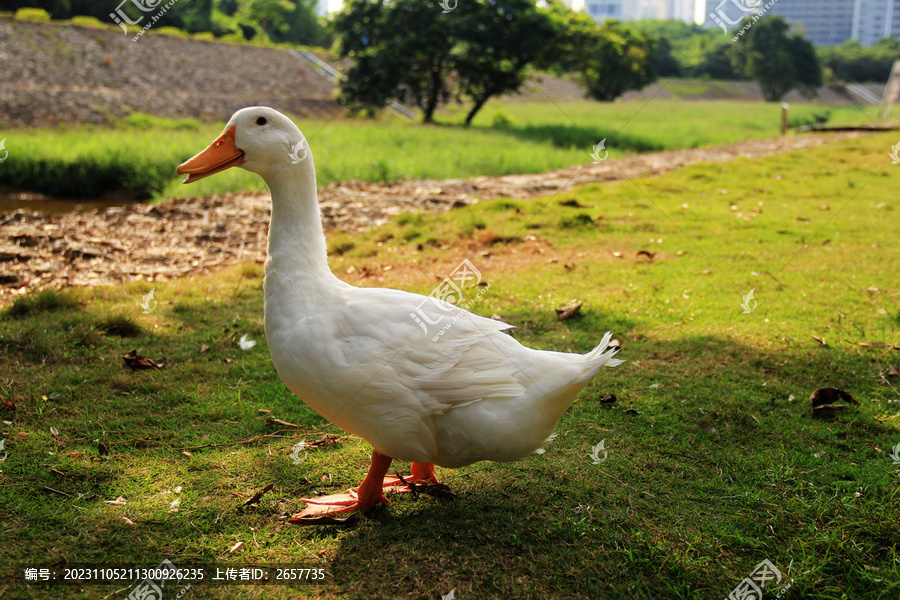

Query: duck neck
left=264, top=162, right=333, bottom=282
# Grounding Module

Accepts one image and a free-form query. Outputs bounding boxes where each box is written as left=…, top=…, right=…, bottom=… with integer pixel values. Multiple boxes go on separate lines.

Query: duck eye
left=256, top=117, right=267, bottom=126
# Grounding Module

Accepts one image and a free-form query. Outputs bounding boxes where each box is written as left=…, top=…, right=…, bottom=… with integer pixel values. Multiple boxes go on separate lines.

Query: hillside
left=0, top=18, right=337, bottom=127
left=0, top=18, right=882, bottom=127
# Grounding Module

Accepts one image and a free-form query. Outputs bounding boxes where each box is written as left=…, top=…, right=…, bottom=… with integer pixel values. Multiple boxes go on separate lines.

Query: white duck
left=177, top=107, right=623, bottom=521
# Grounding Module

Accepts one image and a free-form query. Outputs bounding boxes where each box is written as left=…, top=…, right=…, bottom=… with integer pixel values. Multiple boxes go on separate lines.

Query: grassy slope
left=0, top=100, right=881, bottom=200
left=0, top=132, right=898, bottom=599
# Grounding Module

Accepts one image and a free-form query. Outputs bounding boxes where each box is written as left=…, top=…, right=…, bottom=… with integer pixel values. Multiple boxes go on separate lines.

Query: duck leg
left=291, top=451, right=393, bottom=520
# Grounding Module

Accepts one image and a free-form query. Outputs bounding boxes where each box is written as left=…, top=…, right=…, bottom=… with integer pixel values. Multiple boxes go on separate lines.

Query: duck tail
left=584, top=331, right=625, bottom=369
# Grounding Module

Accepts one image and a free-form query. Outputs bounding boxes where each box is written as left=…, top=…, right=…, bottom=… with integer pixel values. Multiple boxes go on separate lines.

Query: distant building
left=705, top=0, right=900, bottom=46
left=576, top=0, right=699, bottom=22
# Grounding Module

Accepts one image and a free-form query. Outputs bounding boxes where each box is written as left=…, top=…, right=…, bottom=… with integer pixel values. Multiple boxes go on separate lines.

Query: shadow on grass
left=486, top=123, right=667, bottom=153
left=317, top=335, right=898, bottom=599
left=2, top=310, right=898, bottom=599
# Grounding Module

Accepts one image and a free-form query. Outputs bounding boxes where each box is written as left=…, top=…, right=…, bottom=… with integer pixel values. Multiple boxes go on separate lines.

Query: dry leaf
left=699, top=420, right=718, bottom=434
left=168, top=498, right=180, bottom=512
left=241, top=483, right=275, bottom=508
left=66, top=452, right=83, bottom=459
left=229, top=541, right=245, bottom=554
left=813, top=451, right=825, bottom=458
left=121, top=516, right=135, bottom=526
left=0, top=400, right=16, bottom=412
left=50, top=426, right=59, bottom=437
left=555, top=302, right=583, bottom=321
left=104, top=497, right=127, bottom=506
left=636, top=250, right=656, bottom=260
left=812, top=336, right=827, bottom=346
left=122, top=350, right=163, bottom=371
left=810, top=387, right=858, bottom=418
left=599, top=393, right=617, bottom=404
left=181, top=451, right=192, bottom=458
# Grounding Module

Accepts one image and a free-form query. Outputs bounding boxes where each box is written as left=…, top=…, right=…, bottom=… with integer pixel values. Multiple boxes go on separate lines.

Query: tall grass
left=0, top=100, right=881, bottom=200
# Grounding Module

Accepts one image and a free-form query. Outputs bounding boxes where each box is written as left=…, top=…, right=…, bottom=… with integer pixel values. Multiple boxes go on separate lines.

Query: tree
left=333, top=0, right=565, bottom=124
left=453, top=0, right=564, bottom=125
left=818, top=38, right=900, bottom=83
left=334, top=0, right=455, bottom=123
left=730, top=16, right=822, bottom=101
left=578, top=20, right=657, bottom=102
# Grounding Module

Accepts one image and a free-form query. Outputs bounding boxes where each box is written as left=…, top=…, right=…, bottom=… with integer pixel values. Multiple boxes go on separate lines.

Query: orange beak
left=177, top=125, right=245, bottom=184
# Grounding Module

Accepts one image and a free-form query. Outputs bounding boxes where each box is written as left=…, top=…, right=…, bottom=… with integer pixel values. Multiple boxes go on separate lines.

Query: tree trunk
left=464, top=95, right=489, bottom=127
left=423, top=60, right=444, bottom=124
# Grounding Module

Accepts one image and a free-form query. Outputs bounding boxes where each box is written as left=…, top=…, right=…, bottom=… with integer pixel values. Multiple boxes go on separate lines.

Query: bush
left=70, top=16, right=107, bottom=29
left=14, top=8, right=51, bottom=23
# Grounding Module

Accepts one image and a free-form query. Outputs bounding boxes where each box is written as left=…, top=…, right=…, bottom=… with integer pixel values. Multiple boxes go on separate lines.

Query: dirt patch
left=0, top=131, right=862, bottom=305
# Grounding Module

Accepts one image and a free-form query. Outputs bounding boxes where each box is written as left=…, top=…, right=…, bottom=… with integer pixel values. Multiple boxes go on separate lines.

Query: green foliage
left=629, top=18, right=742, bottom=79
left=13, top=7, right=51, bottom=22
left=546, top=7, right=656, bottom=101
left=334, top=0, right=564, bottom=124
left=579, top=20, right=658, bottom=101
left=68, top=15, right=105, bottom=29
left=334, top=0, right=454, bottom=123
left=730, top=16, right=822, bottom=101
left=818, top=38, right=900, bottom=83
left=452, top=0, right=564, bottom=125
left=1, top=0, right=330, bottom=46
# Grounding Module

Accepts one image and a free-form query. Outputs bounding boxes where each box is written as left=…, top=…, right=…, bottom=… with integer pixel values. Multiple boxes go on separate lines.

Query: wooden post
left=781, top=103, right=789, bottom=136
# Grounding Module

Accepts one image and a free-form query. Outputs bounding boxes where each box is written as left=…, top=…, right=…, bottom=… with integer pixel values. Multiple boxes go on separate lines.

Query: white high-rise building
left=578, top=0, right=699, bottom=22
left=705, top=0, right=900, bottom=46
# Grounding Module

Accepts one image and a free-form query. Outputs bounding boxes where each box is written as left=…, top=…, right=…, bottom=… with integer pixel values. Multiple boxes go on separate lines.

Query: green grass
left=0, top=100, right=882, bottom=201
left=0, top=132, right=898, bottom=599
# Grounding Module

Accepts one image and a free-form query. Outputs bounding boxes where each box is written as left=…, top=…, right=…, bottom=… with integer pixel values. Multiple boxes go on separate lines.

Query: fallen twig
left=183, top=430, right=303, bottom=451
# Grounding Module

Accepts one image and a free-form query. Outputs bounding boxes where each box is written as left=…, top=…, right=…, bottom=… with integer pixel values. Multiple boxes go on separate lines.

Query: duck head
left=177, top=106, right=309, bottom=184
